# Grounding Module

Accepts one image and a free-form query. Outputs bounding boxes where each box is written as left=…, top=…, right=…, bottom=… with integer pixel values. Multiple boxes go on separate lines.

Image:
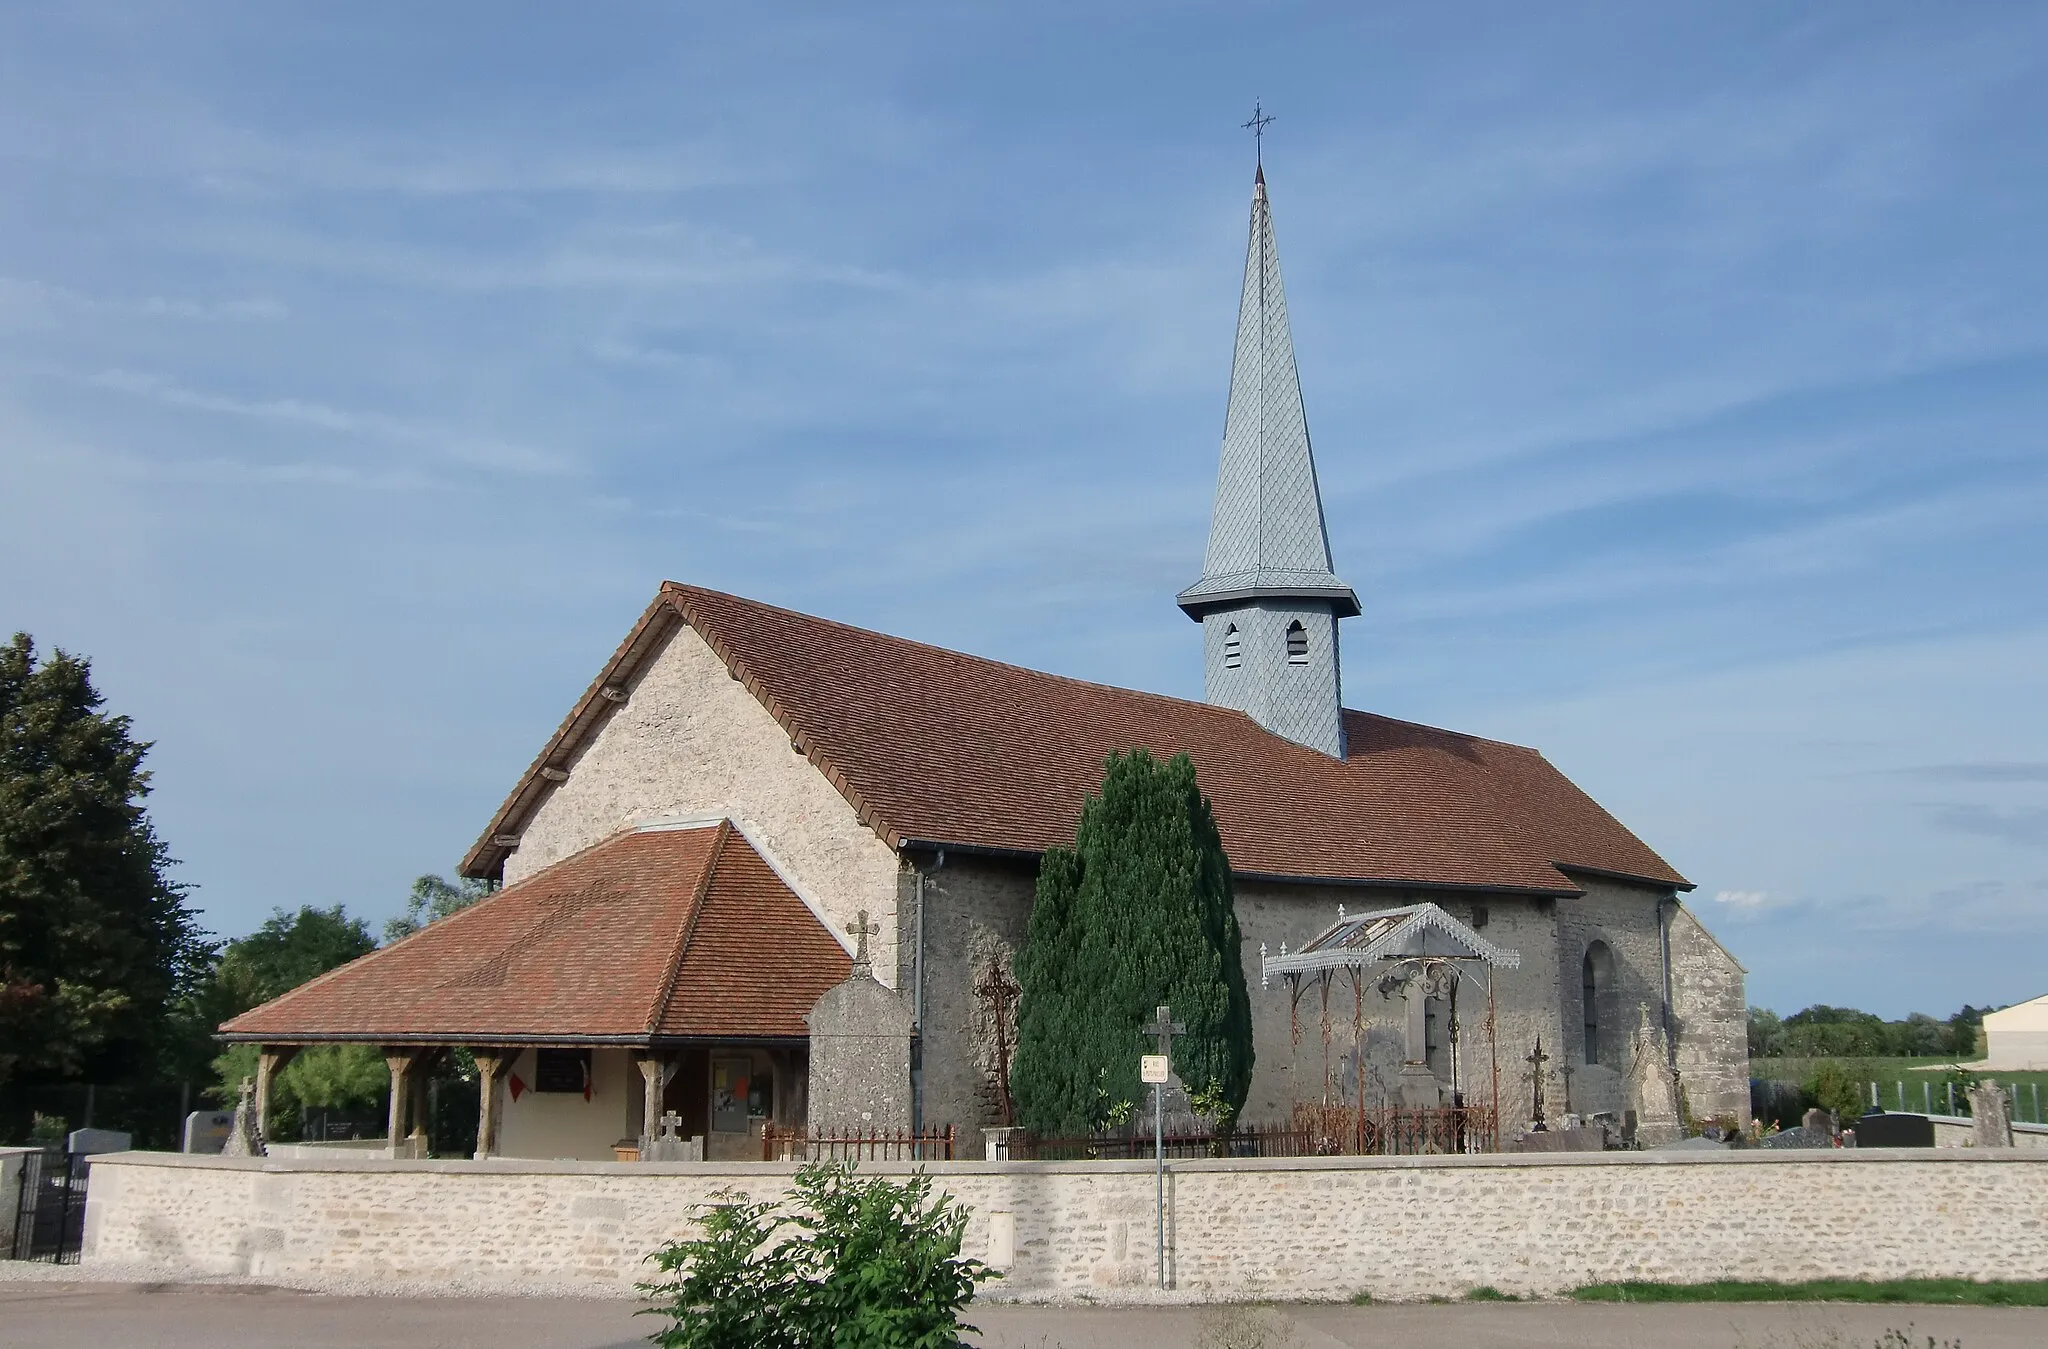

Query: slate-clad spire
left=1177, top=168, right=1356, bottom=758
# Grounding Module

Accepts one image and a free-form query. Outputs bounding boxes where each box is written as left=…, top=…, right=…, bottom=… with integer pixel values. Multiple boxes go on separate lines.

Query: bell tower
left=1176, top=165, right=1358, bottom=758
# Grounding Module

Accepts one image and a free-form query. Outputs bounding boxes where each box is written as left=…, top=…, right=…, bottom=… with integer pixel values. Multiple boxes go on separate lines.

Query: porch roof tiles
left=221, top=820, right=852, bottom=1044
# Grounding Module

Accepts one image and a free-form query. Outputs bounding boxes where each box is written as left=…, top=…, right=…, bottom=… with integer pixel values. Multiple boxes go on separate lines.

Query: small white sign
left=1141, top=1055, right=1169, bottom=1084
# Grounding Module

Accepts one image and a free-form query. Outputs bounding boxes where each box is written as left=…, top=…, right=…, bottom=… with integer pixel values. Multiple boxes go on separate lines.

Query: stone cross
left=846, top=910, right=880, bottom=971
left=1143, top=1005, right=1186, bottom=1060
left=976, top=960, right=1024, bottom=1126
left=1526, top=1037, right=1550, bottom=1133
left=658, top=1110, right=681, bottom=1141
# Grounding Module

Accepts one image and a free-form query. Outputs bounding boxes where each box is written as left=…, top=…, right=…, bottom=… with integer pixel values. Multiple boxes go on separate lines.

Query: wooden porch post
left=473, top=1048, right=517, bottom=1160
left=633, top=1050, right=677, bottom=1150
left=254, top=1045, right=299, bottom=1144
left=382, top=1047, right=423, bottom=1158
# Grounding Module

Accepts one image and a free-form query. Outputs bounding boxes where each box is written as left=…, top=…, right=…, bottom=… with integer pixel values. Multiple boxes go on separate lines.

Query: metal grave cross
left=1525, top=1036, right=1550, bottom=1133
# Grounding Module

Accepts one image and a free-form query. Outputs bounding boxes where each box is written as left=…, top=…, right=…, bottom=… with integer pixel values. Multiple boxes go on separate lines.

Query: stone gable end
left=507, top=621, right=904, bottom=982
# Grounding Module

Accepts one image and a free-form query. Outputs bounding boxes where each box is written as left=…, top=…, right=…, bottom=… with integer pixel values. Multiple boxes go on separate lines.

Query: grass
left=1571, top=1278, right=2048, bottom=1306
left=1462, top=1286, right=1521, bottom=1301
left=1750, top=1058, right=2048, bottom=1123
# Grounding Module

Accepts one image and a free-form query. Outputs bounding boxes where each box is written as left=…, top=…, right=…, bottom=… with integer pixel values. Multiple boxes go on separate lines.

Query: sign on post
left=1141, top=1055, right=1169, bottom=1084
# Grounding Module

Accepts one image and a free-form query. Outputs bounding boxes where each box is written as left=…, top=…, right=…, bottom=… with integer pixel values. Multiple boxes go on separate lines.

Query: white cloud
left=1715, top=889, right=1769, bottom=909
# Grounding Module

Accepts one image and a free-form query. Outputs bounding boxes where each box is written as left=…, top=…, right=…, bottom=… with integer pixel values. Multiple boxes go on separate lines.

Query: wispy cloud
left=1928, top=805, right=2048, bottom=849
left=83, top=369, right=576, bottom=477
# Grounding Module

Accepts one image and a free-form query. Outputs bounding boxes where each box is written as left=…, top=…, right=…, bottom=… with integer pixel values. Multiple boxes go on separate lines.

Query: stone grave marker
left=183, top=1110, right=235, bottom=1154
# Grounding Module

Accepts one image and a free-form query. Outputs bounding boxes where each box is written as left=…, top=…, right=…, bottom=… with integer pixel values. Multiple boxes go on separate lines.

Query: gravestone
left=1968, top=1080, right=2015, bottom=1149
left=1760, top=1124, right=1831, bottom=1149
left=1624, top=1007, right=1683, bottom=1147
left=641, top=1110, right=704, bottom=1162
left=183, top=1111, right=235, bottom=1154
left=1512, top=1126, right=1604, bottom=1153
left=806, top=912, right=915, bottom=1133
left=1854, top=1112, right=1935, bottom=1148
left=1801, top=1107, right=1836, bottom=1139
left=65, top=1128, right=132, bottom=1156
left=221, top=1077, right=266, bottom=1157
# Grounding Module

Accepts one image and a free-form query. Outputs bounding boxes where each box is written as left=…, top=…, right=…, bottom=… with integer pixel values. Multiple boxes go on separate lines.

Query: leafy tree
left=200, top=905, right=381, bottom=1121
left=382, top=873, right=491, bottom=944
left=1746, top=1006, right=1785, bottom=1059
left=203, top=904, right=376, bottom=1023
left=1010, top=749, right=1253, bottom=1135
left=0, top=634, right=205, bottom=1086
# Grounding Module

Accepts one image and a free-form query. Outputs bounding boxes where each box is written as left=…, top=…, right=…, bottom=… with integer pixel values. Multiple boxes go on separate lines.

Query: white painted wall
left=496, top=1048, right=638, bottom=1161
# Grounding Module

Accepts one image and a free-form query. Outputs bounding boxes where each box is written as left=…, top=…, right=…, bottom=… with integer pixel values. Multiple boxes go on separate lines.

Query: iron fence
left=1008, top=1106, right=1500, bottom=1162
left=761, top=1124, right=956, bottom=1162
left=8, top=1149, right=87, bottom=1264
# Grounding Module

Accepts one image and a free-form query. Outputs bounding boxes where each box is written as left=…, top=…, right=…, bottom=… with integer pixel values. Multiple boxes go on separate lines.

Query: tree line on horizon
left=1747, top=1003, right=1991, bottom=1062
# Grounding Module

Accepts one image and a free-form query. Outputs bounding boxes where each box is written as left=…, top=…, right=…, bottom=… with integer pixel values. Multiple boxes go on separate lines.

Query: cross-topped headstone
left=846, top=909, right=880, bottom=971
left=658, top=1110, right=681, bottom=1141
left=1143, top=1005, right=1187, bottom=1060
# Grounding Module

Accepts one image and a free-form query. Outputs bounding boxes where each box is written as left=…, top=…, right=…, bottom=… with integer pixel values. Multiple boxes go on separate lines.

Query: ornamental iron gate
left=8, top=1149, right=88, bottom=1263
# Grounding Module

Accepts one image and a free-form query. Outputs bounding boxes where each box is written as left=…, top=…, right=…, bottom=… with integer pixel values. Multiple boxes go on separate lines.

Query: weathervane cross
left=1242, top=101, right=1275, bottom=165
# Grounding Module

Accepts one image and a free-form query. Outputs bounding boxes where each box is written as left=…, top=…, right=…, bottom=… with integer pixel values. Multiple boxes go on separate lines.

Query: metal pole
left=1154, top=1081, right=1165, bottom=1290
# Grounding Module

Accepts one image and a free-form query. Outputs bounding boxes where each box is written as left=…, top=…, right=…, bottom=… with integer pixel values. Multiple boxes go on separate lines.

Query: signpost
left=1140, top=1005, right=1185, bottom=1290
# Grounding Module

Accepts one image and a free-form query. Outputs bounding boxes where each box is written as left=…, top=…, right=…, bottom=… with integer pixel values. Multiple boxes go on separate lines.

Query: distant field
left=1750, top=1056, right=2048, bottom=1122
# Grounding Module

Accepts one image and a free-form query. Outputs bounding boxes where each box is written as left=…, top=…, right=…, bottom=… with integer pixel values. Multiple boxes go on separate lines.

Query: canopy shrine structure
left=221, top=819, right=858, bottom=1161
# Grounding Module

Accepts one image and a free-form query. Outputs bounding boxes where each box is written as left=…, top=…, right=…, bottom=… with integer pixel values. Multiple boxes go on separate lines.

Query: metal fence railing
left=7, top=1149, right=87, bottom=1264
left=760, top=1124, right=956, bottom=1162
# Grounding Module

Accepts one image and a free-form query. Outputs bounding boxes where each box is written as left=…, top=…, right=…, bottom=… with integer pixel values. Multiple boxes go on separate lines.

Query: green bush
left=638, top=1161, right=994, bottom=1349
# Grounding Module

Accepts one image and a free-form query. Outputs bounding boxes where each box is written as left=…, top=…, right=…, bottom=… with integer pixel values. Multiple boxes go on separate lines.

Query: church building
left=223, top=167, right=1748, bottom=1159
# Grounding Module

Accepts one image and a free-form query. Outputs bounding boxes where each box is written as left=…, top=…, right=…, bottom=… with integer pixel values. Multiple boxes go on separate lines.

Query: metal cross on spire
left=1242, top=101, right=1275, bottom=168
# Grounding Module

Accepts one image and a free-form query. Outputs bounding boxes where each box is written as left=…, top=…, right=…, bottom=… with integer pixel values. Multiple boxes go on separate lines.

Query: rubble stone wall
left=506, top=622, right=904, bottom=981
left=83, top=1149, right=2048, bottom=1302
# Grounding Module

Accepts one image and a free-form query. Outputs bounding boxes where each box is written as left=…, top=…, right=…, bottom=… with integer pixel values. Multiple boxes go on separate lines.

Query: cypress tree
left=1011, top=750, right=1252, bottom=1135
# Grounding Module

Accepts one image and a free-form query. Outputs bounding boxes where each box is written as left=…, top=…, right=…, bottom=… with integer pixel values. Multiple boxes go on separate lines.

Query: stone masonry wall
left=1235, top=885, right=1564, bottom=1126
left=914, top=857, right=1035, bottom=1133
left=507, top=622, right=904, bottom=982
left=1668, top=903, right=1751, bottom=1124
left=83, top=1150, right=2048, bottom=1302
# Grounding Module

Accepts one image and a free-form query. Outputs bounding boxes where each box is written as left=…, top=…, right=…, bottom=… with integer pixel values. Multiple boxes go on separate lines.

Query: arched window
left=1285, top=620, right=1309, bottom=664
left=1222, top=624, right=1242, bottom=670
left=1582, top=941, right=1614, bottom=1066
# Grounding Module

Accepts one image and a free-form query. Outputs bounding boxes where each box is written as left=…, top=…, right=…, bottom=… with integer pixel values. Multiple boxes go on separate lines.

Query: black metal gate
left=8, top=1149, right=87, bottom=1263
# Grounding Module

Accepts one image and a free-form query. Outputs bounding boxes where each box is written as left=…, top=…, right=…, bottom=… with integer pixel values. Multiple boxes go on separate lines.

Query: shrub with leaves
left=639, top=1161, right=993, bottom=1349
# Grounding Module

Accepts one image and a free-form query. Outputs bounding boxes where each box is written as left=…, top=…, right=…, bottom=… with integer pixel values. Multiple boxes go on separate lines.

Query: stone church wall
left=1554, top=876, right=1675, bottom=1117
left=1235, top=885, right=1565, bottom=1126
left=912, top=857, right=1035, bottom=1132
left=86, top=1150, right=2048, bottom=1301
left=505, top=622, right=904, bottom=982
left=1668, top=904, right=1751, bottom=1124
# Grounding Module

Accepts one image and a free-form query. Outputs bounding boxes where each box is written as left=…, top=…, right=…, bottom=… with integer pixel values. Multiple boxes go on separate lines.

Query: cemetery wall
left=507, top=620, right=904, bottom=983
left=81, top=1148, right=2048, bottom=1302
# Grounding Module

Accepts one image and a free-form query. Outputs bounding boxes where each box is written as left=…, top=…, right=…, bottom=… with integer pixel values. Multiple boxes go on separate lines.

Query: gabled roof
left=226, top=820, right=851, bottom=1044
left=1262, top=902, right=1521, bottom=985
left=462, top=585, right=1689, bottom=897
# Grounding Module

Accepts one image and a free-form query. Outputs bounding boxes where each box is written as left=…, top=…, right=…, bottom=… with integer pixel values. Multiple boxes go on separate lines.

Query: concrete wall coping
left=83, top=1145, right=2048, bottom=1180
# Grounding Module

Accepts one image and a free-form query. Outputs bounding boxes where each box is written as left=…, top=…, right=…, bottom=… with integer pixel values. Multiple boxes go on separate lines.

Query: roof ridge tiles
left=644, top=818, right=729, bottom=1034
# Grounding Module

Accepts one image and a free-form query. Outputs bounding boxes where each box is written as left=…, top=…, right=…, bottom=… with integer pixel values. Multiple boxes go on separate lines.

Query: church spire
left=1176, top=165, right=1357, bottom=758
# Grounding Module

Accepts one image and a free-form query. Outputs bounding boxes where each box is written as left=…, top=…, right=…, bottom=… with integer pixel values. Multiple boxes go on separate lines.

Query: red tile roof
left=462, top=585, right=1689, bottom=896
left=224, top=820, right=852, bottom=1043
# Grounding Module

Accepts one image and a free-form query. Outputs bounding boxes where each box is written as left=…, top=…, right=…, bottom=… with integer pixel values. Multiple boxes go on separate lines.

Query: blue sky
left=3, top=3, right=2044, bottom=1019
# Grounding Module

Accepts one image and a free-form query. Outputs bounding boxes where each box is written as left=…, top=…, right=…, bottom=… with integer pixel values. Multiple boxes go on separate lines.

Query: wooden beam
left=472, top=1048, right=519, bottom=1160
left=254, top=1045, right=300, bottom=1144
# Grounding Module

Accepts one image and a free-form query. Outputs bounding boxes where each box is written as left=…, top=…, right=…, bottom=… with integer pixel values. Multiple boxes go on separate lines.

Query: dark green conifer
left=1011, top=750, right=1252, bottom=1135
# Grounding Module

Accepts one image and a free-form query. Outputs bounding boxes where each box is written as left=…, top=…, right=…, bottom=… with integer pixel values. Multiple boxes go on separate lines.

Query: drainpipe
left=1657, top=895, right=1677, bottom=1068
left=909, top=848, right=945, bottom=1130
